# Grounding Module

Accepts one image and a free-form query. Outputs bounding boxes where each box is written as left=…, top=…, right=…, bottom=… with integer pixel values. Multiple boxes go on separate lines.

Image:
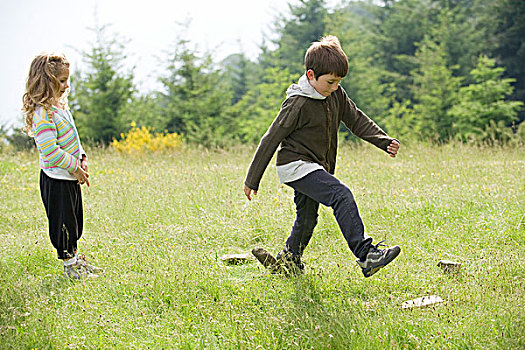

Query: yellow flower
left=112, top=124, right=182, bottom=153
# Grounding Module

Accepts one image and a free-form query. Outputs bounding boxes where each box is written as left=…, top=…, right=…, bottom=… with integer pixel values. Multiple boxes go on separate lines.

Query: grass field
left=0, top=143, right=523, bottom=349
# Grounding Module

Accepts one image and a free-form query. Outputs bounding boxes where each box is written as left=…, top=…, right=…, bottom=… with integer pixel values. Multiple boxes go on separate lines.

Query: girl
left=22, top=53, right=101, bottom=279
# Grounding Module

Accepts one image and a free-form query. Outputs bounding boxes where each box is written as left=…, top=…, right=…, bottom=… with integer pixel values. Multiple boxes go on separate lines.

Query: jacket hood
left=286, top=74, right=326, bottom=100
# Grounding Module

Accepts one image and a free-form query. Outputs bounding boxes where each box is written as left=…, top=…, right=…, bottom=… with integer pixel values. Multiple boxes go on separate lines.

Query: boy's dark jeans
left=285, top=169, right=372, bottom=260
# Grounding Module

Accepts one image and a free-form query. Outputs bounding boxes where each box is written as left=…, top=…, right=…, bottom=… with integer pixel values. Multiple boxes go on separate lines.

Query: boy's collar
left=286, top=74, right=326, bottom=100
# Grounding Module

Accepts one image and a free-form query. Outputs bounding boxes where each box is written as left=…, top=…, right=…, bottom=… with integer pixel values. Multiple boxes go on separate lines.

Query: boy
left=243, top=36, right=401, bottom=277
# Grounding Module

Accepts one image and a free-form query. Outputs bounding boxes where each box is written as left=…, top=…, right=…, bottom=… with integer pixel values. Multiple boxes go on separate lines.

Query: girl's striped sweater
left=32, top=106, right=86, bottom=181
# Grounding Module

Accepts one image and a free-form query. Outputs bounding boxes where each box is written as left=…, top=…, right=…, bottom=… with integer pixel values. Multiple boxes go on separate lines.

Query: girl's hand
left=244, top=185, right=257, bottom=201
left=80, top=156, right=88, bottom=172
left=387, top=140, right=400, bottom=158
left=73, top=166, right=90, bottom=187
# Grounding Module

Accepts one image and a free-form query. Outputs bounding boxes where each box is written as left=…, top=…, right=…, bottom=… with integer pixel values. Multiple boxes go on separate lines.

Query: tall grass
left=0, top=143, right=523, bottom=349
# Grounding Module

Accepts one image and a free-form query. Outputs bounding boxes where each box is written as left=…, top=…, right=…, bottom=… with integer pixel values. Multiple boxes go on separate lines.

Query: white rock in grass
left=220, top=253, right=252, bottom=265
left=401, top=295, right=445, bottom=309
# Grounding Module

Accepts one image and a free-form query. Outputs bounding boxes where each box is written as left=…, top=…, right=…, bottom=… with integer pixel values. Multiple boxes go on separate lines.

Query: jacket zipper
left=324, top=100, right=332, bottom=169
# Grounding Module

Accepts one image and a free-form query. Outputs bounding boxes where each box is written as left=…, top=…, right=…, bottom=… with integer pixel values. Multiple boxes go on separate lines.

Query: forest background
left=1, top=0, right=524, bottom=149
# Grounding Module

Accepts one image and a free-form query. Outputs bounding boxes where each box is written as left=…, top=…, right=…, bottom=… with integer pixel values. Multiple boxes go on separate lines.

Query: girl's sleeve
left=33, top=109, right=80, bottom=173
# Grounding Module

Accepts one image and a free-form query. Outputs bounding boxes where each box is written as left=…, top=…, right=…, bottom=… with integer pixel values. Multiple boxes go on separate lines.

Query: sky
left=0, top=0, right=306, bottom=128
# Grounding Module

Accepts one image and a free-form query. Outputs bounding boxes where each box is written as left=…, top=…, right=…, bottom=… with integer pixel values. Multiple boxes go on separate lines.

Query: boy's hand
left=73, top=166, right=90, bottom=187
left=244, top=185, right=257, bottom=201
left=387, top=140, right=400, bottom=158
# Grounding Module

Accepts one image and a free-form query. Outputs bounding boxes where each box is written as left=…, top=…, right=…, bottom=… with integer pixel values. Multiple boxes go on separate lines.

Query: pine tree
left=449, top=55, right=523, bottom=142
left=482, top=0, right=525, bottom=120
left=222, top=52, right=256, bottom=105
left=270, top=0, right=328, bottom=76
left=411, top=35, right=462, bottom=141
left=158, top=37, right=233, bottom=147
left=327, top=1, right=391, bottom=126
left=69, top=24, right=134, bottom=145
left=226, top=67, right=295, bottom=143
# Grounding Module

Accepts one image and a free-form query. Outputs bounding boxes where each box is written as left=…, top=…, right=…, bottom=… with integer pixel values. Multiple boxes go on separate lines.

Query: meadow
left=0, top=143, right=523, bottom=349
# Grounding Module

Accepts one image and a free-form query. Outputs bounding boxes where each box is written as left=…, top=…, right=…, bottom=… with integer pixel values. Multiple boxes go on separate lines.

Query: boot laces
left=370, top=240, right=387, bottom=253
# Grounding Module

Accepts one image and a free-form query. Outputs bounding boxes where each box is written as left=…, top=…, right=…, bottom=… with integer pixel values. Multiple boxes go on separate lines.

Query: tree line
left=5, top=0, right=524, bottom=149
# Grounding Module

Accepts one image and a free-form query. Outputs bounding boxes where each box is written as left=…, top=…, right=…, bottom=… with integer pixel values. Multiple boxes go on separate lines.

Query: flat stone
left=437, top=260, right=462, bottom=271
left=220, top=253, right=252, bottom=265
left=402, top=295, right=445, bottom=309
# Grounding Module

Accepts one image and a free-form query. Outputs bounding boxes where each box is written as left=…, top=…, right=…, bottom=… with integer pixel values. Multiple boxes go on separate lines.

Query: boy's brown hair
left=304, top=35, right=348, bottom=79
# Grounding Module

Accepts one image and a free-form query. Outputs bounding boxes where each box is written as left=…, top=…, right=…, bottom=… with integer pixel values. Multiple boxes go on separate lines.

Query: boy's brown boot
left=252, top=247, right=304, bottom=275
left=274, top=250, right=304, bottom=275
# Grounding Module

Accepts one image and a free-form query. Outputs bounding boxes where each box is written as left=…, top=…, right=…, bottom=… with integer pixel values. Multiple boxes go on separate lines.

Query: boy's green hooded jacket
left=245, top=85, right=395, bottom=191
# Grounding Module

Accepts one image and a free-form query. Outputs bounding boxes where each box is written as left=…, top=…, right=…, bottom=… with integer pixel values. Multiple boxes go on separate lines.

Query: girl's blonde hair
left=22, top=52, right=70, bottom=135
